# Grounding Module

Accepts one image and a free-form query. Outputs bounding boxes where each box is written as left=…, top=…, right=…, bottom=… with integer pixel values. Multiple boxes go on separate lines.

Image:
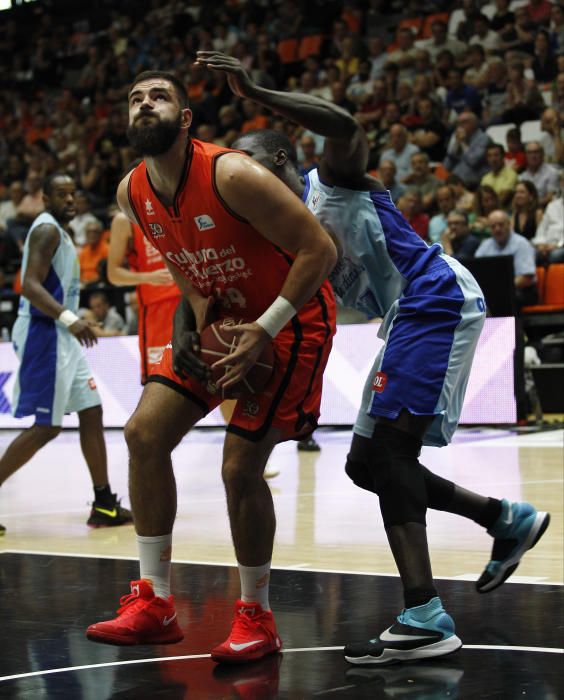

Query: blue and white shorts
left=11, top=316, right=101, bottom=426
left=354, top=255, right=486, bottom=447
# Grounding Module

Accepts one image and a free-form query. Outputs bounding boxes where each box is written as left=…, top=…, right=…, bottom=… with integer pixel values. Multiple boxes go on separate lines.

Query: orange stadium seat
left=522, top=264, right=564, bottom=313
left=298, top=34, right=324, bottom=61
left=277, top=38, right=299, bottom=65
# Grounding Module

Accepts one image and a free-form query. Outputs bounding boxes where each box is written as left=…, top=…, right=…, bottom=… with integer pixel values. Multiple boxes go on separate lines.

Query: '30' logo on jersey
left=148, top=223, right=165, bottom=239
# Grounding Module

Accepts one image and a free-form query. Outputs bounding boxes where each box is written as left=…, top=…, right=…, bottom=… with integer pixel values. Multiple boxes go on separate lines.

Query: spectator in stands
left=397, top=190, right=429, bottom=241
left=553, top=71, right=564, bottom=124
left=298, top=134, right=319, bottom=176
left=482, top=58, right=510, bottom=125
left=386, top=27, right=418, bottom=81
left=408, top=97, right=448, bottom=162
left=379, top=124, right=419, bottom=182
left=240, top=99, right=270, bottom=134
left=469, top=14, right=502, bottom=53
left=526, top=0, right=553, bottom=28
left=428, top=184, right=457, bottom=243
left=511, top=181, right=544, bottom=240
left=433, top=49, right=456, bottom=93
left=502, top=61, right=545, bottom=125
left=346, top=60, right=373, bottom=107
left=16, top=170, right=44, bottom=225
left=367, top=36, right=388, bottom=80
left=446, top=68, right=483, bottom=118
left=464, top=45, right=490, bottom=90
left=499, top=7, right=536, bottom=57
left=79, top=220, right=109, bottom=286
left=378, top=160, right=405, bottom=203
left=532, top=171, right=564, bottom=263
left=416, top=20, right=467, bottom=61
left=0, top=181, right=24, bottom=233
left=444, top=112, right=491, bottom=189
left=440, top=209, right=481, bottom=261
left=490, top=0, right=515, bottom=35
left=330, top=80, right=357, bottom=115
left=446, top=174, right=475, bottom=211
left=481, top=143, right=519, bottom=206
left=531, top=29, right=559, bottom=84
left=505, top=127, right=527, bottom=172
left=476, top=210, right=538, bottom=309
left=471, top=184, right=501, bottom=236
left=402, top=152, right=441, bottom=211
left=6, top=170, right=44, bottom=250
left=519, top=141, right=561, bottom=205
left=549, top=4, right=564, bottom=53
left=85, top=291, right=125, bottom=337
left=453, top=0, right=482, bottom=42
left=540, top=107, right=564, bottom=164
left=68, top=191, right=99, bottom=248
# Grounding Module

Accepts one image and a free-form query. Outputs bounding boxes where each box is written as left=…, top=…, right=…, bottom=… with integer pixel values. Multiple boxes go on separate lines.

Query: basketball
left=199, top=319, right=275, bottom=399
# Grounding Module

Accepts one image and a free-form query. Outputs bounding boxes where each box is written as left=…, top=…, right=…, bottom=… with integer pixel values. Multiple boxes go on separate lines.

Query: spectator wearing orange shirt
left=240, top=99, right=270, bottom=134
left=79, top=220, right=109, bottom=286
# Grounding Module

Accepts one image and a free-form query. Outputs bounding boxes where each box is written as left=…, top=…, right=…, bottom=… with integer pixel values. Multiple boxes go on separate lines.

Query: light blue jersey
left=302, top=169, right=486, bottom=446
left=18, top=211, right=81, bottom=318
left=12, top=212, right=100, bottom=426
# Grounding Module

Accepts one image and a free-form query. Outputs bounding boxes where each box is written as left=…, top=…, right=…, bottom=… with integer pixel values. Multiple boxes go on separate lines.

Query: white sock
left=137, top=534, right=172, bottom=599
left=238, top=561, right=271, bottom=611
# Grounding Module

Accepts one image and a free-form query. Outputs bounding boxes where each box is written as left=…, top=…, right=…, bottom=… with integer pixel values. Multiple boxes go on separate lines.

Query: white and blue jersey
left=302, top=169, right=486, bottom=447
left=11, top=212, right=100, bottom=426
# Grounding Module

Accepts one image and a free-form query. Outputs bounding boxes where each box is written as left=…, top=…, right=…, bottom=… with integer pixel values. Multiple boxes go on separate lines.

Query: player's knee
left=221, top=455, right=262, bottom=493
left=345, top=434, right=376, bottom=493
left=124, top=413, right=158, bottom=455
left=32, top=425, right=61, bottom=444
left=370, top=423, right=427, bottom=527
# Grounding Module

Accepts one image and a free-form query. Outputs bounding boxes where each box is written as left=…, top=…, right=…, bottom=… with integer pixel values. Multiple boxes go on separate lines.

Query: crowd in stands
left=1, top=0, right=563, bottom=336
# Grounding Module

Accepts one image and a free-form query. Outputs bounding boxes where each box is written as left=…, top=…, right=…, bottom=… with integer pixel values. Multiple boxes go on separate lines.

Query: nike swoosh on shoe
left=379, top=628, right=438, bottom=642
left=229, top=640, right=264, bottom=651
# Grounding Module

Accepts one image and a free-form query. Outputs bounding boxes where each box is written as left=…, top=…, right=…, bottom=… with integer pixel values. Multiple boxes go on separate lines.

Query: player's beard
left=127, top=111, right=182, bottom=156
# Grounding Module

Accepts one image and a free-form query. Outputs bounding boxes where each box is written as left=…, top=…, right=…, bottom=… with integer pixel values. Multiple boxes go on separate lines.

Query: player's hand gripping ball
left=199, top=319, right=275, bottom=399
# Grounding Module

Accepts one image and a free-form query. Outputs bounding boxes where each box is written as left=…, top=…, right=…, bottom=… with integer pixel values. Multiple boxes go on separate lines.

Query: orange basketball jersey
left=127, top=222, right=180, bottom=307
left=127, top=139, right=335, bottom=341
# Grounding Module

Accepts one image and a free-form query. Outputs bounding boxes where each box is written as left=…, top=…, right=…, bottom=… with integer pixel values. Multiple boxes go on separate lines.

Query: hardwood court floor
left=0, top=427, right=562, bottom=698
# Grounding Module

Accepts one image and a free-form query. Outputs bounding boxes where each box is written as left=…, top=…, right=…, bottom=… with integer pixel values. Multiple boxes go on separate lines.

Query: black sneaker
left=344, top=598, right=462, bottom=666
left=87, top=495, right=133, bottom=528
left=476, top=499, right=550, bottom=593
left=0, top=523, right=5, bottom=536
left=297, top=435, right=321, bottom=452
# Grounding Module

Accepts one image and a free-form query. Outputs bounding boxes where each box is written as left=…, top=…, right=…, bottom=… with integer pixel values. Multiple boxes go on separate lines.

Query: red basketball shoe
left=211, top=600, right=282, bottom=664
left=86, top=579, right=183, bottom=645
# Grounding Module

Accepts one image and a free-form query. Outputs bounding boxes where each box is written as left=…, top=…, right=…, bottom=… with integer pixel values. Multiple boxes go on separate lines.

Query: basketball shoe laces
left=230, top=606, right=269, bottom=641
left=115, top=589, right=150, bottom=619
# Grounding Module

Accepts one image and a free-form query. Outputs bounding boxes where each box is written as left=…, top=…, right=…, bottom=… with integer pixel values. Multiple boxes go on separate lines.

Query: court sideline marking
left=1, top=549, right=562, bottom=585
left=0, top=644, right=562, bottom=683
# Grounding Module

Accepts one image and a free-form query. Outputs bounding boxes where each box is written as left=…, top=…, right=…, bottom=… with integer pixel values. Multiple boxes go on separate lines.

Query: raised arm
left=196, top=51, right=369, bottom=184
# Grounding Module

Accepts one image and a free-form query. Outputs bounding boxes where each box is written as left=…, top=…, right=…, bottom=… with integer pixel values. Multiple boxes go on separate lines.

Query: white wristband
left=58, top=309, right=80, bottom=328
left=255, top=296, right=297, bottom=338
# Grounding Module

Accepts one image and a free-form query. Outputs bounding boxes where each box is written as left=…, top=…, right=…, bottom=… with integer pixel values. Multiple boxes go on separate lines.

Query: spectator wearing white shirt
left=532, top=172, right=564, bottom=264
left=379, top=124, right=420, bottom=183
left=539, top=107, right=564, bottom=165
left=416, top=20, right=467, bottom=61
left=519, top=141, right=561, bottom=206
left=469, top=13, right=502, bottom=53
left=476, top=210, right=538, bottom=308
